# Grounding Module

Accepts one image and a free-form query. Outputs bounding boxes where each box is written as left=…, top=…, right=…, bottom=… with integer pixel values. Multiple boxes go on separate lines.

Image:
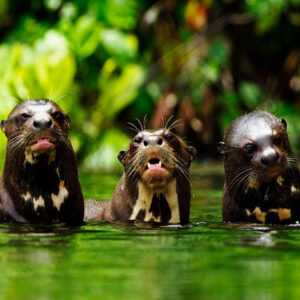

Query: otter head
left=218, top=111, right=295, bottom=192
left=118, top=129, right=197, bottom=192
left=1, top=99, right=70, bottom=164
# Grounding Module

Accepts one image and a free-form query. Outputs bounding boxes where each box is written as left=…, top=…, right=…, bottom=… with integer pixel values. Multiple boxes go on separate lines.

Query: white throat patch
left=130, top=179, right=180, bottom=224
left=51, top=180, right=69, bottom=211
left=21, top=169, right=69, bottom=212
left=24, top=148, right=57, bottom=165
left=22, top=192, right=45, bottom=211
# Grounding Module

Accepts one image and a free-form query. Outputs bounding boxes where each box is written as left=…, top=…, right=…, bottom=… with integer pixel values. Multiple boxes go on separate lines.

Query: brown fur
left=85, top=129, right=197, bottom=224
left=0, top=99, right=84, bottom=224
left=219, top=110, right=300, bottom=224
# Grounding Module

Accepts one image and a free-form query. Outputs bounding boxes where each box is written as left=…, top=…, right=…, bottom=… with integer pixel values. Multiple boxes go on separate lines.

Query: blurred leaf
left=34, top=31, right=76, bottom=99
left=100, top=29, right=138, bottom=60
left=0, top=0, right=8, bottom=22
left=5, top=17, right=49, bottom=44
left=220, top=92, right=243, bottom=132
left=207, top=37, right=229, bottom=66
left=44, top=0, right=62, bottom=11
left=239, top=81, right=262, bottom=109
left=60, top=15, right=101, bottom=59
left=84, top=129, right=130, bottom=171
left=92, top=60, right=145, bottom=126
left=246, top=0, right=287, bottom=33
left=96, top=0, right=140, bottom=30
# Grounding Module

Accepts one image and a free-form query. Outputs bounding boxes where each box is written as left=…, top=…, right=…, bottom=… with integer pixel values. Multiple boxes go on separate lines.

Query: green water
left=1, top=163, right=300, bottom=300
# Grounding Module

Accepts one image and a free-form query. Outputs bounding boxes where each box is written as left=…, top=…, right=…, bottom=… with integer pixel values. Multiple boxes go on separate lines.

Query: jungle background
left=0, top=0, right=300, bottom=171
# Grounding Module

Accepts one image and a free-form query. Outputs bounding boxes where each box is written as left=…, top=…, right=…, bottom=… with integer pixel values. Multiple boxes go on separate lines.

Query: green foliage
left=95, top=60, right=144, bottom=126
left=0, top=0, right=146, bottom=170
left=60, top=15, right=101, bottom=60
left=84, top=129, right=130, bottom=171
left=0, top=0, right=299, bottom=170
left=239, top=82, right=262, bottom=110
left=246, top=0, right=287, bottom=32
left=100, top=29, right=138, bottom=60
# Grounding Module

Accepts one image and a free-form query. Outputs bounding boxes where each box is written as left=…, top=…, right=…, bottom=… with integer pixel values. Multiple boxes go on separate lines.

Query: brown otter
left=218, top=110, right=300, bottom=224
left=0, top=99, right=84, bottom=224
left=85, top=129, right=197, bottom=224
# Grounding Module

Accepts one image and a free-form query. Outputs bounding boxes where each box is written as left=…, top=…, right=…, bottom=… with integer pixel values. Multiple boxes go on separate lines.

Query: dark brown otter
left=218, top=110, right=300, bottom=224
left=85, top=129, right=197, bottom=224
left=0, top=99, right=84, bottom=224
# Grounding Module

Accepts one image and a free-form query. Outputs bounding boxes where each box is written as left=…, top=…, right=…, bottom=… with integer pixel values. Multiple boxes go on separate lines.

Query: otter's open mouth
left=142, top=156, right=172, bottom=188
left=28, top=134, right=56, bottom=153
left=145, top=158, right=166, bottom=171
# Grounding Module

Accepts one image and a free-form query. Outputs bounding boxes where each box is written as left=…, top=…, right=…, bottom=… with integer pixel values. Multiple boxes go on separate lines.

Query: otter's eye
left=273, top=135, right=282, bottom=146
left=133, top=136, right=142, bottom=147
left=52, top=111, right=62, bottom=119
left=243, top=144, right=256, bottom=156
left=21, top=113, right=31, bottom=120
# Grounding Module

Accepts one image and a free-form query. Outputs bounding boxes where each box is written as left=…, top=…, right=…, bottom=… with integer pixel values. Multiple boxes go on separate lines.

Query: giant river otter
left=85, top=128, right=197, bottom=224
left=0, top=99, right=84, bottom=224
left=218, top=110, right=300, bottom=224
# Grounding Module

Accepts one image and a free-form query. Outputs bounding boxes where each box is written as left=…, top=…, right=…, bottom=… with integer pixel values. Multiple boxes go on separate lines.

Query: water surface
left=0, top=163, right=300, bottom=300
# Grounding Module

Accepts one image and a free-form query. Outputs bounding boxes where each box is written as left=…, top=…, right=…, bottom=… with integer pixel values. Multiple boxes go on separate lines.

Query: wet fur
left=85, top=128, right=196, bottom=224
left=220, top=111, right=300, bottom=224
left=0, top=99, right=84, bottom=224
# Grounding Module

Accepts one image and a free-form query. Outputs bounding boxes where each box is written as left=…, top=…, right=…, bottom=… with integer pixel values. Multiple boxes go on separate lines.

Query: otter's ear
left=66, top=114, right=70, bottom=124
left=1, top=120, right=7, bottom=135
left=187, top=146, right=197, bottom=161
left=217, top=142, right=225, bottom=154
left=281, top=119, right=287, bottom=130
left=118, top=150, right=127, bottom=165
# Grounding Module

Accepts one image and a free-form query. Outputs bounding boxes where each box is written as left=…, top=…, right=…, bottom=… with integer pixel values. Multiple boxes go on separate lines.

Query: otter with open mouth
left=218, top=110, right=300, bottom=224
left=85, top=128, right=197, bottom=224
left=0, top=99, right=84, bottom=224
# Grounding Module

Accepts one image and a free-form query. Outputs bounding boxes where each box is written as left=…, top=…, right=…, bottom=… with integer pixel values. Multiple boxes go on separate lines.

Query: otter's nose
left=143, top=136, right=164, bottom=147
left=261, top=151, right=280, bottom=166
left=33, top=119, right=53, bottom=130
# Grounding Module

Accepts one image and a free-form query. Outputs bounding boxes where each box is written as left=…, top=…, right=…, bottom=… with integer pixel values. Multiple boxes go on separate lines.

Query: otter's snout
left=260, top=148, right=280, bottom=167
left=32, top=117, right=53, bottom=130
left=142, top=135, right=164, bottom=147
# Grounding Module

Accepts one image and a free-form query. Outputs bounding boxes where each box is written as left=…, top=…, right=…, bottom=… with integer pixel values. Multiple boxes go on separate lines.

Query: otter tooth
left=158, top=161, right=162, bottom=167
left=147, top=162, right=151, bottom=169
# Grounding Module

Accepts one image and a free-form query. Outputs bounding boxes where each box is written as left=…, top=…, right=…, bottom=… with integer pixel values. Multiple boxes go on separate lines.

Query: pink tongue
left=149, top=164, right=162, bottom=170
left=32, top=140, right=54, bottom=150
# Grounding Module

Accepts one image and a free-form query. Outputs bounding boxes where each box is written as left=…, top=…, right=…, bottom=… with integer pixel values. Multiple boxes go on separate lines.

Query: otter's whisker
left=168, top=119, right=182, bottom=132
left=135, top=118, right=144, bottom=132
left=143, top=115, right=147, bottom=131
left=164, top=115, right=174, bottom=130
left=127, top=122, right=140, bottom=133
left=225, top=167, right=256, bottom=194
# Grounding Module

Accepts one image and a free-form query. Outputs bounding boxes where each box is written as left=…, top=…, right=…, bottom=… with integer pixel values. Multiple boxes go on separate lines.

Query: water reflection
left=0, top=165, right=300, bottom=299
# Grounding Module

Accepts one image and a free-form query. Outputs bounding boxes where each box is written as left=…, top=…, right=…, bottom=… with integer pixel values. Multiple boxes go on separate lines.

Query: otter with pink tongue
left=85, top=129, right=197, bottom=224
left=0, top=99, right=84, bottom=224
